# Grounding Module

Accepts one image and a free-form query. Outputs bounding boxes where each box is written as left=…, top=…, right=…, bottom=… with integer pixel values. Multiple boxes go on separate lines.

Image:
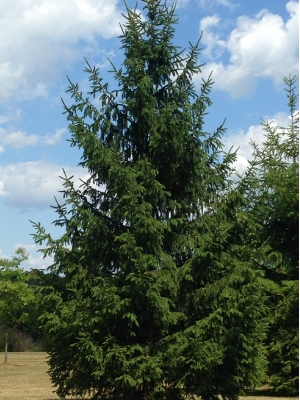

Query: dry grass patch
left=0, top=352, right=58, bottom=400
left=0, top=352, right=298, bottom=400
left=239, top=397, right=298, bottom=400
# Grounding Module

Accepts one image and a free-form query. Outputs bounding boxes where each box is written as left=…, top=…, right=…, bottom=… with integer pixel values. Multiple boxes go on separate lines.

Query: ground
left=0, top=352, right=298, bottom=400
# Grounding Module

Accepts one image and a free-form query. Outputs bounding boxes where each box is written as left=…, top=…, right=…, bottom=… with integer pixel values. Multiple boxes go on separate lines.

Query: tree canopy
left=0, top=248, right=37, bottom=360
left=0, top=248, right=33, bottom=330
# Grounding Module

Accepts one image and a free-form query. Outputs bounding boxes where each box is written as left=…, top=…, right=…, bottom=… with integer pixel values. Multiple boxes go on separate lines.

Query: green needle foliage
left=32, top=1, right=268, bottom=399
left=237, top=75, right=299, bottom=395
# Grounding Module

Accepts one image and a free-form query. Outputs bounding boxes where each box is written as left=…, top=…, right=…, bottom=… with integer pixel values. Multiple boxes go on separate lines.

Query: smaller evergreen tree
left=238, top=75, right=299, bottom=395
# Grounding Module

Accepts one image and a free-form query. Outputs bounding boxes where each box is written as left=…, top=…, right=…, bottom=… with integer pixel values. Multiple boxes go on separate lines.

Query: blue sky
left=0, top=0, right=298, bottom=269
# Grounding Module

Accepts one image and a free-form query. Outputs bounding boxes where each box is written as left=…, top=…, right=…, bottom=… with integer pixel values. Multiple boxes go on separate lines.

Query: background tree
left=0, top=248, right=36, bottom=361
left=33, top=1, right=268, bottom=399
left=237, top=75, right=299, bottom=395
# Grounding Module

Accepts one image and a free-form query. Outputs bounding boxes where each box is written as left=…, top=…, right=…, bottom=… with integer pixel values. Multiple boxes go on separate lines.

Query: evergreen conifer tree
left=33, top=1, right=268, bottom=398
left=237, top=75, right=299, bottom=395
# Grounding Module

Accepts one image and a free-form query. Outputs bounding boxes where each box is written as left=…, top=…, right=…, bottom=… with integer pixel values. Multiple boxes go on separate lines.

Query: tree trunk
left=4, top=331, right=8, bottom=364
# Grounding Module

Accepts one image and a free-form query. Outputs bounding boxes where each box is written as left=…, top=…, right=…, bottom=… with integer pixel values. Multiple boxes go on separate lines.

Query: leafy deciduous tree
left=0, top=248, right=35, bottom=362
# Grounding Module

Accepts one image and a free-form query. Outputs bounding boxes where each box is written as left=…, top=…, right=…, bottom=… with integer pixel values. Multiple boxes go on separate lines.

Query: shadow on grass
left=244, top=385, right=297, bottom=398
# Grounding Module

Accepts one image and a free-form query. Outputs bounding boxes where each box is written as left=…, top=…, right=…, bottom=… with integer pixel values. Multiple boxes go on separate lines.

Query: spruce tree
left=33, top=1, right=267, bottom=399
left=237, top=75, right=299, bottom=395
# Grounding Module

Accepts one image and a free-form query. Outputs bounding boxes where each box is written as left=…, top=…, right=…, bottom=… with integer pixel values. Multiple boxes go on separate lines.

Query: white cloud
left=0, top=127, right=67, bottom=150
left=216, top=0, right=235, bottom=7
left=198, top=1, right=299, bottom=97
left=0, top=0, right=122, bottom=103
left=0, top=109, right=24, bottom=152
left=0, top=161, right=89, bottom=209
left=198, top=0, right=236, bottom=10
left=0, top=128, right=39, bottom=148
left=0, top=243, right=53, bottom=270
left=199, top=15, right=226, bottom=59
left=44, top=128, right=67, bottom=145
left=223, top=111, right=292, bottom=174
left=0, top=248, right=9, bottom=259
left=172, top=0, right=191, bottom=7
left=14, top=243, right=54, bottom=271
left=175, top=0, right=236, bottom=9
left=0, top=109, right=22, bottom=124
left=0, top=181, right=5, bottom=195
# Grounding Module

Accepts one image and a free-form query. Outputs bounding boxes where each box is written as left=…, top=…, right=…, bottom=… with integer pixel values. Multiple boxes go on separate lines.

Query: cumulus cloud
left=223, top=111, right=292, bottom=174
left=13, top=243, right=54, bottom=271
left=0, top=248, right=9, bottom=259
left=0, top=109, right=22, bottom=125
left=0, top=161, right=89, bottom=209
left=0, top=243, right=53, bottom=271
left=0, top=127, right=66, bottom=150
left=171, top=0, right=191, bottom=7
left=216, top=0, right=235, bottom=7
left=198, top=1, right=299, bottom=97
left=0, top=128, right=39, bottom=148
left=44, top=128, right=67, bottom=145
left=0, top=181, right=5, bottom=196
left=198, top=0, right=236, bottom=10
left=0, top=0, right=122, bottom=103
left=169, top=0, right=236, bottom=10
left=199, top=15, right=226, bottom=59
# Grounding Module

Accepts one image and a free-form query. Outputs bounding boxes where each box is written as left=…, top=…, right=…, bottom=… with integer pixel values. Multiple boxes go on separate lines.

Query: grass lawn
left=0, top=352, right=59, bottom=400
left=0, top=352, right=298, bottom=400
